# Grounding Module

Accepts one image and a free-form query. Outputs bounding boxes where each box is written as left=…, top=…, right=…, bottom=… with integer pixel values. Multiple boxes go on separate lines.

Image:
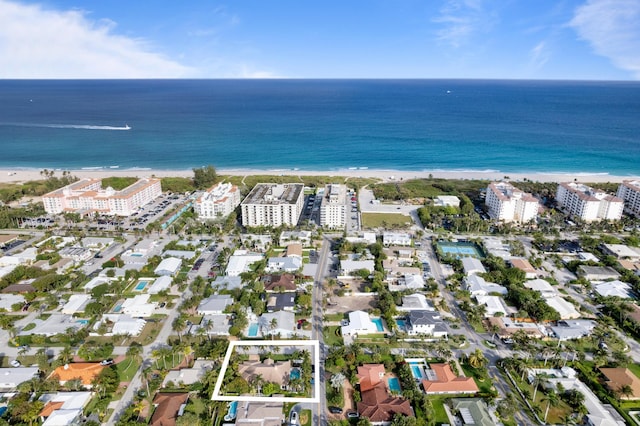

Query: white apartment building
left=240, top=183, right=304, bottom=227
left=320, top=184, right=346, bottom=229
left=556, top=182, right=624, bottom=222
left=43, top=178, right=162, bottom=216
left=194, top=182, right=240, bottom=220
left=617, top=180, right=640, bottom=217
left=485, top=182, right=538, bottom=223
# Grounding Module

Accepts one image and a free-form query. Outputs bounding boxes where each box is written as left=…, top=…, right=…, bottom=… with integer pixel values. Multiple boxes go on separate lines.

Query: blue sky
left=1, top=0, right=639, bottom=79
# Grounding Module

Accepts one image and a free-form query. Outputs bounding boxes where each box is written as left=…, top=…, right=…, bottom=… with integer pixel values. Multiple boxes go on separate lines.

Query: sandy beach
left=0, top=168, right=638, bottom=185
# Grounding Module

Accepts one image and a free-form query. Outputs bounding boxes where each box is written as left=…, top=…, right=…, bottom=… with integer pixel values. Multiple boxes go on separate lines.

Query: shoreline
left=0, top=167, right=638, bottom=185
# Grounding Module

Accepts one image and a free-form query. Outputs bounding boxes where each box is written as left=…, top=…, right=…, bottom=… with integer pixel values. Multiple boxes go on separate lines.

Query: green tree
left=193, top=165, right=217, bottom=189
left=543, top=390, right=560, bottom=423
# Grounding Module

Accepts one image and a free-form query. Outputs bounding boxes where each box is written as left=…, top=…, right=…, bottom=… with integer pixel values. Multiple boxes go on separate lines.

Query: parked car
left=289, top=411, right=299, bottom=425
left=328, top=406, right=343, bottom=414
left=10, top=360, right=21, bottom=367
left=100, top=359, right=114, bottom=366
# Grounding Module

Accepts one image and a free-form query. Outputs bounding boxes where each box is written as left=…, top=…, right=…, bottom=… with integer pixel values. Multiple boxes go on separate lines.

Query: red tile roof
left=421, top=363, right=479, bottom=394
left=357, top=382, right=414, bottom=423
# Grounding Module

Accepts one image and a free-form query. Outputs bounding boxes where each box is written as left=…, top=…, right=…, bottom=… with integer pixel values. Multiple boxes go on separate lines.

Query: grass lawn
left=116, top=357, right=140, bottom=382
left=323, top=326, right=344, bottom=347
left=361, top=212, right=412, bottom=228
left=431, top=398, right=450, bottom=425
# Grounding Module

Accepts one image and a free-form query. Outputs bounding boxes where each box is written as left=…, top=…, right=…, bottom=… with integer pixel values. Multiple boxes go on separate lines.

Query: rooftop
left=241, top=183, right=304, bottom=205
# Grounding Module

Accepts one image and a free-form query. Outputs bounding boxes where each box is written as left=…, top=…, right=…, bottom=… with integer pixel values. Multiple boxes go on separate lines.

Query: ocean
left=0, top=79, right=638, bottom=175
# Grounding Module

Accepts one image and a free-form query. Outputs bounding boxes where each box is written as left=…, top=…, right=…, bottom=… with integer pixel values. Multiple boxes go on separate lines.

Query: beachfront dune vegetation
left=371, top=178, right=488, bottom=201
left=193, top=165, right=218, bottom=189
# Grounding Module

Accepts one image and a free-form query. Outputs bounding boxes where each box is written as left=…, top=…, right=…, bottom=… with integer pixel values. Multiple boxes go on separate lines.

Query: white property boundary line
left=212, top=339, right=320, bottom=403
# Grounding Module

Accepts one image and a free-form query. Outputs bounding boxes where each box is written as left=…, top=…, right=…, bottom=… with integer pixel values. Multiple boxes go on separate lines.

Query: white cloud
left=0, top=0, right=193, bottom=78
left=529, top=41, right=551, bottom=70
left=570, top=0, right=640, bottom=78
left=433, top=0, right=495, bottom=48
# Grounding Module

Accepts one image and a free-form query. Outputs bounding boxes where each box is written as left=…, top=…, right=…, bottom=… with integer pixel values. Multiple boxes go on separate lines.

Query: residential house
left=265, top=256, right=302, bottom=273
left=0, top=367, right=39, bottom=391
left=279, top=230, right=312, bottom=247
left=239, top=357, right=292, bottom=389
left=486, top=317, right=546, bottom=339
left=147, top=276, right=172, bottom=294
left=340, top=259, right=375, bottom=275
left=39, top=391, right=92, bottom=426
left=601, top=244, right=640, bottom=260
left=577, top=265, right=621, bottom=281
left=398, top=294, right=435, bottom=312
left=150, top=392, right=189, bottom=426
left=357, top=364, right=414, bottom=425
left=383, top=232, right=412, bottom=246
left=0, top=293, right=25, bottom=311
left=406, top=311, right=448, bottom=338
left=549, top=319, right=597, bottom=341
left=267, top=293, right=296, bottom=312
left=258, top=311, right=296, bottom=337
left=600, top=368, right=640, bottom=400
left=234, top=401, right=284, bottom=426
left=92, top=314, right=146, bottom=337
left=225, top=251, right=264, bottom=276
left=594, top=280, right=634, bottom=299
left=465, top=275, right=507, bottom=297
left=61, top=294, right=92, bottom=315
left=545, top=296, right=581, bottom=319
left=341, top=311, right=379, bottom=336
left=434, top=195, right=460, bottom=207
left=524, top=279, right=557, bottom=298
left=510, top=258, right=537, bottom=279
left=450, top=398, right=495, bottom=426
left=475, top=295, right=509, bottom=317
left=461, top=257, right=486, bottom=276
left=241, top=234, right=273, bottom=252
left=83, top=276, right=114, bottom=292
left=195, top=315, right=230, bottom=336
left=262, top=274, right=296, bottom=292
left=421, top=364, right=479, bottom=394
left=162, top=360, right=215, bottom=388
left=154, top=257, right=182, bottom=276
left=49, top=363, right=104, bottom=388
left=121, top=294, right=156, bottom=318
left=197, top=295, right=233, bottom=315
left=211, top=275, right=243, bottom=290
left=162, top=250, right=196, bottom=260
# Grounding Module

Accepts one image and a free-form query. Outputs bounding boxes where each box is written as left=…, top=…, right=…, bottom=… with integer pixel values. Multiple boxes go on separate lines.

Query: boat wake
left=2, top=122, right=131, bottom=130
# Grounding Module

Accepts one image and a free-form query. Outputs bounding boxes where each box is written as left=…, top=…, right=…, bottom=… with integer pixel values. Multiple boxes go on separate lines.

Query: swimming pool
left=437, top=241, right=484, bottom=259
left=396, top=319, right=406, bottom=330
left=388, top=377, right=401, bottom=392
left=130, top=253, right=143, bottom=257
left=134, top=281, right=148, bottom=291
left=372, top=318, right=384, bottom=332
left=247, top=323, right=259, bottom=337
left=76, top=319, right=89, bottom=325
left=224, top=401, right=238, bottom=421
left=290, top=368, right=301, bottom=380
left=410, top=364, right=424, bottom=379
left=113, top=304, right=122, bottom=313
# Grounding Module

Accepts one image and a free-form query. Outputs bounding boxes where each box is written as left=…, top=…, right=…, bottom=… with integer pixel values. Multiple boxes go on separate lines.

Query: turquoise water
left=113, top=304, right=122, bottom=313
left=396, top=319, right=406, bottom=329
left=224, top=401, right=238, bottom=421
left=130, top=253, right=143, bottom=257
left=134, top=281, right=148, bottom=291
left=1, top=80, right=639, bottom=175
left=76, top=319, right=89, bottom=325
left=411, top=365, right=424, bottom=379
left=388, top=377, right=401, bottom=392
left=372, top=318, right=384, bottom=332
left=290, top=368, right=301, bottom=380
left=437, top=241, right=484, bottom=259
left=247, top=323, right=259, bottom=337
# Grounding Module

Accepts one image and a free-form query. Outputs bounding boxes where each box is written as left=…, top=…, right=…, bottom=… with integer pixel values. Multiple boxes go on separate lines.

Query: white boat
left=124, top=124, right=131, bottom=130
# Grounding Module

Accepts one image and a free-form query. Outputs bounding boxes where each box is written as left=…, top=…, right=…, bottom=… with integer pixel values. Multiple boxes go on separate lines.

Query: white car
left=289, top=411, right=299, bottom=425
left=10, top=360, right=21, bottom=367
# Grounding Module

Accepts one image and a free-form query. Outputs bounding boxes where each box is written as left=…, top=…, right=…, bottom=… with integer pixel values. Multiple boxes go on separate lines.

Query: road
left=311, top=235, right=331, bottom=426
left=422, top=235, right=536, bottom=426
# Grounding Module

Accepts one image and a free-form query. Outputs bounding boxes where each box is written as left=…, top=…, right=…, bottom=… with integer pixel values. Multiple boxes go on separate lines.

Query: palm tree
left=559, top=414, right=577, bottom=426
left=467, top=349, right=488, bottom=369
left=172, top=314, right=188, bottom=342
left=617, top=384, right=634, bottom=400
left=543, top=390, right=560, bottom=423
left=126, top=343, right=143, bottom=370
left=532, top=373, right=549, bottom=402
left=182, top=344, right=194, bottom=367
left=269, top=318, right=278, bottom=340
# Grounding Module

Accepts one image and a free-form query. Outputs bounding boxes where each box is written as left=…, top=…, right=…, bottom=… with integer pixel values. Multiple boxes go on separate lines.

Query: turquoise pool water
left=224, top=401, right=238, bottom=421
left=135, top=281, right=148, bottom=291
left=410, top=364, right=424, bottom=379
left=130, top=252, right=143, bottom=257
left=396, top=319, right=406, bottom=329
left=372, top=318, right=384, bottom=332
left=247, top=323, right=259, bottom=337
left=113, top=304, right=122, bottom=313
left=437, top=241, right=484, bottom=259
left=388, top=377, right=401, bottom=392
left=290, top=368, right=301, bottom=380
left=76, top=319, right=89, bottom=325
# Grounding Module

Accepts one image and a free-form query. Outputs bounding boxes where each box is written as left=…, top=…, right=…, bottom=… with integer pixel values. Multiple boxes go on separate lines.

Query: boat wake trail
left=2, top=122, right=131, bottom=130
